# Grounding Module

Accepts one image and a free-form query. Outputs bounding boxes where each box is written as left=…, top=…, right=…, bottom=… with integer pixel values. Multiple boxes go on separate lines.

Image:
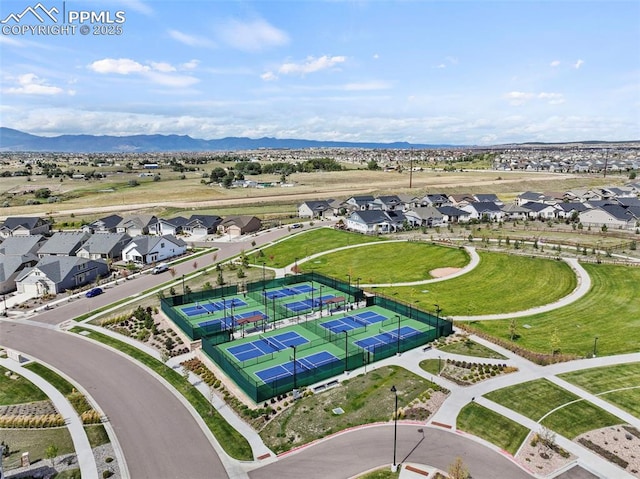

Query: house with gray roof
left=405, top=207, right=444, bottom=228
left=345, top=210, right=401, bottom=234
left=501, top=203, right=530, bottom=221
left=437, top=206, right=471, bottom=224
left=37, top=232, right=90, bottom=258
left=116, top=215, right=157, bottom=236
left=184, top=215, right=222, bottom=235
left=16, top=256, right=109, bottom=296
left=369, top=195, right=404, bottom=211
left=520, top=202, right=558, bottom=220
left=579, top=204, right=635, bottom=230
left=0, top=217, right=50, bottom=239
left=82, top=214, right=123, bottom=234
left=0, top=235, right=46, bottom=294
left=121, top=235, right=187, bottom=265
left=298, top=200, right=333, bottom=218
left=462, top=202, right=504, bottom=221
left=76, top=233, right=131, bottom=261
left=150, top=217, right=189, bottom=236
left=474, top=193, right=503, bottom=205
left=345, top=195, right=375, bottom=211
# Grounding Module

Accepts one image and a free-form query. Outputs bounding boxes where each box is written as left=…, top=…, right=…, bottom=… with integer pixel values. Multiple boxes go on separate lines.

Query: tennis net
left=260, top=335, right=285, bottom=351
left=352, top=315, right=370, bottom=327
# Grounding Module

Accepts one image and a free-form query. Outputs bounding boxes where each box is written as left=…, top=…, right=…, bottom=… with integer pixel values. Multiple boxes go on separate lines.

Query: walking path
left=0, top=356, right=99, bottom=479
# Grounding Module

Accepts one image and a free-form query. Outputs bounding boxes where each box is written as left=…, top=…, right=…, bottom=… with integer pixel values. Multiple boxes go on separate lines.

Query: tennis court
left=320, top=310, right=389, bottom=333
left=255, top=350, right=341, bottom=384
left=263, top=284, right=315, bottom=300
left=355, top=326, right=422, bottom=351
left=181, top=298, right=247, bottom=317
left=227, top=331, right=310, bottom=362
left=285, top=294, right=337, bottom=312
left=198, top=310, right=267, bottom=331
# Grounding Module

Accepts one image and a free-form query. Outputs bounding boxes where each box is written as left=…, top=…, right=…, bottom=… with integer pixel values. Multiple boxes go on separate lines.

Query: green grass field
left=559, top=363, right=640, bottom=417
left=302, top=241, right=469, bottom=284
left=485, top=378, right=623, bottom=439
left=465, top=263, right=640, bottom=356
left=437, top=339, right=507, bottom=359
left=378, top=251, right=576, bottom=315
left=457, top=402, right=529, bottom=455
left=0, top=366, right=47, bottom=405
left=251, top=228, right=384, bottom=268
left=0, top=428, right=74, bottom=470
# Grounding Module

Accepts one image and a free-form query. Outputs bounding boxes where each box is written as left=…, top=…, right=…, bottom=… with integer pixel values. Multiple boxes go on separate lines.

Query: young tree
left=45, top=443, right=59, bottom=466
left=509, top=318, right=518, bottom=341
left=448, top=456, right=470, bottom=479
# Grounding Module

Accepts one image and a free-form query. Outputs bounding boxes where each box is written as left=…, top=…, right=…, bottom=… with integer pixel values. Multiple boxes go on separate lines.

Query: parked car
left=152, top=263, right=169, bottom=274
left=291, top=223, right=303, bottom=229
left=85, top=287, right=103, bottom=298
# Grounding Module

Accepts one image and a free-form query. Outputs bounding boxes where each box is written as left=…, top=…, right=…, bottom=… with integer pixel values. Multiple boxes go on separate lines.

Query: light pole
left=262, top=261, right=266, bottom=283
left=319, top=285, right=323, bottom=315
left=395, top=314, right=401, bottom=354
left=294, top=257, right=298, bottom=274
left=291, top=345, right=297, bottom=389
left=346, top=273, right=351, bottom=303
left=343, top=330, right=349, bottom=372
left=182, top=274, right=186, bottom=296
left=434, top=304, right=442, bottom=338
left=593, top=336, right=599, bottom=358
left=438, top=355, right=442, bottom=375
left=390, top=385, right=398, bottom=471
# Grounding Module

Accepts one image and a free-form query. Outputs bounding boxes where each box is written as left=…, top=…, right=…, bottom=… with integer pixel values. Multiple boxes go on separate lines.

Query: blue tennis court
left=227, top=331, right=309, bottom=362
left=353, top=310, right=387, bottom=324
left=263, top=284, right=316, bottom=300
left=354, top=326, right=422, bottom=351
left=255, top=350, right=341, bottom=384
left=285, top=294, right=336, bottom=312
left=198, top=310, right=266, bottom=331
left=181, top=298, right=247, bottom=316
left=320, top=316, right=366, bottom=333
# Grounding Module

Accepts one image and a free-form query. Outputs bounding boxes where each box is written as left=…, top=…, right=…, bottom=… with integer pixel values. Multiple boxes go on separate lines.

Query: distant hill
left=0, top=127, right=452, bottom=152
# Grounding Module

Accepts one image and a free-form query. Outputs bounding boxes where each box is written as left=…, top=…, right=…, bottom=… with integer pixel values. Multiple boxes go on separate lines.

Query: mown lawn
left=465, top=263, right=640, bottom=356
left=484, top=379, right=623, bottom=439
left=251, top=228, right=384, bottom=268
left=0, top=427, right=74, bottom=470
left=457, top=402, right=529, bottom=455
left=378, top=251, right=576, bottom=316
left=485, top=379, right=578, bottom=422
left=437, top=339, right=507, bottom=359
left=303, top=241, right=469, bottom=284
left=559, top=363, right=640, bottom=417
left=0, top=366, right=47, bottom=405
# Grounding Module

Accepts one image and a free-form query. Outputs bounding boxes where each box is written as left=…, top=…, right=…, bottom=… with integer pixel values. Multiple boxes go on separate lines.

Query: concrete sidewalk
left=0, top=355, right=99, bottom=479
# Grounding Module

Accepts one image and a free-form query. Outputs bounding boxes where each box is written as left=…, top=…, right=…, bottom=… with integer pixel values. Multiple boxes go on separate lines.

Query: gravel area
left=575, top=425, right=640, bottom=478
left=516, top=431, right=576, bottom=477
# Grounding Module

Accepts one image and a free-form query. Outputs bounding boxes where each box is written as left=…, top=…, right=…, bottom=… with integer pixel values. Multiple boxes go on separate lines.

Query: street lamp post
left=434, top=304, right=442, bottom=338
left=182, top=274, right=186, bottom=296
left=390, top=385, right=398, bottom=471
left=291, top=345, right=297, bottom=389
left=261, top=261, right=266, bottom=283
left=438, top=355, right=442, bottom=375
left=342, top=330, right=349, bottom=372
left=395, top=314, right=401, bottom=354
left=593, top=336, right=599, bottom=358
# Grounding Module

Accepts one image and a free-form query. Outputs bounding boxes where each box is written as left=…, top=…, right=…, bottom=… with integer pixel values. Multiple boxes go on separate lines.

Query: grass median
left=69, top=326, right=253, bottom=461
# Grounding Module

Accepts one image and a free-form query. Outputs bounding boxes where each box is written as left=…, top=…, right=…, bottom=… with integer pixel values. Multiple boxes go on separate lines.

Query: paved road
left=247, top=424, right=533, bottom=479
left=0, top=320, right=228, bottom=479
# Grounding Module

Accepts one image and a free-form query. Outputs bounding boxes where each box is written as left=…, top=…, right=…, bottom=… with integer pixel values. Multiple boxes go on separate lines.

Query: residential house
left=298, top=200, right=333, bottom=218
left=184, top=215, right=222, bottom=236
left=554, top=202, right=589, bottom=220
left=462, top=202, right=504, bottom=222
left=474, top=194, right=503, bottom=205
left=344, top=195, right=375, bottom=211
left=0, top=217, right=50, bottom=239
left=16, top=256, right=109, bottom=295
left=437, top=206, right=471, bottom=224
left=578, top=204, right=634, bottom=230
left=520, top=202, right=558, bottom=220
left=515, top=191, right=547, bottom=206
left=37, top=232, right=90, bottom=258
left=447, top=194, right=476, bottom=207
left=116, top=215, right=158, bottom=236
left=345, top=210, right=401, bottom=234
left=122, top=235, right=187, bottom=265
left=500, top=203, right=530, bottom=221
left=404, top=207, right=444, bottom=228
left=369, top=195, right=404, bottom=211
left=150, top=217, right=189, bottom=236
left=76, top=233, right=131, bottom=262
left=217, top=216, right=262, bottom=237
left=420, top=194, right=450, bottom=208
left=0, top=235, right=46, bottom=294
left=82, top=214, right=123, bottom=234
left=397, top=194, right=422, bottom=210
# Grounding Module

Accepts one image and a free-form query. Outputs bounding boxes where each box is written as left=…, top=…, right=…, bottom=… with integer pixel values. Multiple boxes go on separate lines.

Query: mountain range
left=0, top=127, right=448, bottom=153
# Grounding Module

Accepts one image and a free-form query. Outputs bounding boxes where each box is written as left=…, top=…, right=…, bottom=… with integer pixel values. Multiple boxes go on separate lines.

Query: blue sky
left=1, top=0, right=639, bottom=145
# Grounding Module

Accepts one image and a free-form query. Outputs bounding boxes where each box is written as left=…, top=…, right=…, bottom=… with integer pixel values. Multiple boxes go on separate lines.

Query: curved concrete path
left=0, top=356, right=100, bottom=479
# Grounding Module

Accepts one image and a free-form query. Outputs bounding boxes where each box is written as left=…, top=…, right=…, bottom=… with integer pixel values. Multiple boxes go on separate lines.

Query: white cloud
left=574, top=59, right=584, bottom=69
left=181, top=60, right=200, bottom=70
left=261, top=71, right=278, bottom=82
left=506, top=91, right=534, bottom=105
left=538, top=92, right=565, bottom=104
left=89, top=58, right=149, bottom=75
left=4, top=73, right=66, bottom=95
left=168, top=29, right=215, bottom=48
left=506, top=91, right=565, bottom=106
left=218, top=18, right=289, bottom=52
left=550, top=60, right=561, bottom=67
left=373, top=53, right=379, bottom=60
left=278, top=55, right=346, bottom=75
left=88, top=58, right=198, bottom=87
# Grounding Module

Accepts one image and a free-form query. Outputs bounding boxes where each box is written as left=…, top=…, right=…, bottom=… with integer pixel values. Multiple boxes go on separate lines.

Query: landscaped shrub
left=578, top=438, right=629, bottom=469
